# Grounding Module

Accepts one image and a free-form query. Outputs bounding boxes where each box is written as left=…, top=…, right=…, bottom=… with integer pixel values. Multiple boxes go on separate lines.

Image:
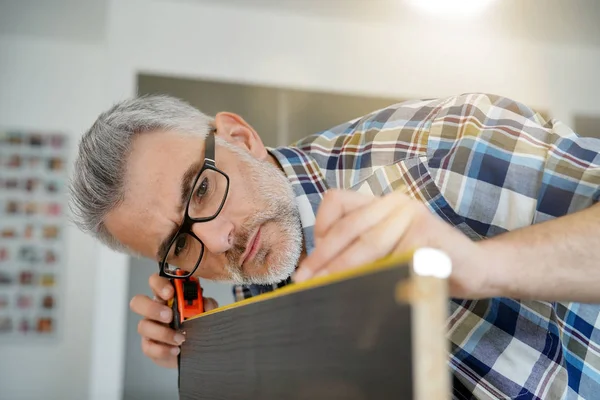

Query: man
left=70, top=93, right=600, bottom=399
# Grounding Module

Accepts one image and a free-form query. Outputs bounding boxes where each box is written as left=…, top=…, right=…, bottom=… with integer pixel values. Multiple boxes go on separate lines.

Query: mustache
left=226, top=231, right=250, bottom=269
left=226, top=216, right=273, bottom=270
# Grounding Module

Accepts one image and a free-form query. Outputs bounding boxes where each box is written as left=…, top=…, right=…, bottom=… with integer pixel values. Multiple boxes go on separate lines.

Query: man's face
left=104, top=113, right=303, bottom=285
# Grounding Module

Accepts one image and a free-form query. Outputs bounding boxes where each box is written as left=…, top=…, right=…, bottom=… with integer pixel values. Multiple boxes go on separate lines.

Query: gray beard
left=216, top=138, right=303, bottom=285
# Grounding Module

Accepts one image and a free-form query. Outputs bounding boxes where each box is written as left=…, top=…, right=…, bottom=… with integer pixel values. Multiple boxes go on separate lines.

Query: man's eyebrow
left=156, top=155, right=205, bottom=261
left=157, top=224, right=180, bottom=261
left=179, top=159, right=204, bottom=212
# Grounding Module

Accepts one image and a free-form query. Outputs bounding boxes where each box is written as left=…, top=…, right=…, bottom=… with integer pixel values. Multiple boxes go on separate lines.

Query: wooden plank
left=178, top=252, right=449, bottom=400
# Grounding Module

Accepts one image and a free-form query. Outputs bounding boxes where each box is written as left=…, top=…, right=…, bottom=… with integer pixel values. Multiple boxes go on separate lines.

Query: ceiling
left=1, top=0, right=599, bottom=48
left=0, top=0, right=108, bottom=44
left=190, top=0, right=600, bottom=48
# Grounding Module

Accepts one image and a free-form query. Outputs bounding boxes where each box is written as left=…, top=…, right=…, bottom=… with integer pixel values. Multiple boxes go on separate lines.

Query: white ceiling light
left=407, top=0, right=497, bottom=18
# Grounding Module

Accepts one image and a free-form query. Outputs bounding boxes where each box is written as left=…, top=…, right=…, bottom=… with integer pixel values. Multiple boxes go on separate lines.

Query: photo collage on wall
left=0, top=131, right=68, bottom=340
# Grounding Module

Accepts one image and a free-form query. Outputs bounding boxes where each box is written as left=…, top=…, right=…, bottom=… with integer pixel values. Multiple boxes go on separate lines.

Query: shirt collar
left=267, top=146, right=330, bottom=255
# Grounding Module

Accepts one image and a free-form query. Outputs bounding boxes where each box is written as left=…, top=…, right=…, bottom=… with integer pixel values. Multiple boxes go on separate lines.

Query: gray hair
left=69, top=95, right=213, bottom=253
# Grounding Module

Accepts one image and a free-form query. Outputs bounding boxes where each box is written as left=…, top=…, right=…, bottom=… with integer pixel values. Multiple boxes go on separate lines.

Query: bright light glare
left=412, top=248, right=452, bottom=279
left=407, top=0, right=497, bottom=18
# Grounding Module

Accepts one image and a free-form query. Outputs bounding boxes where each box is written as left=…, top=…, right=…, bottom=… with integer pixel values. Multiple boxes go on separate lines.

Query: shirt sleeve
left=425, top=93, right=600, bottom=236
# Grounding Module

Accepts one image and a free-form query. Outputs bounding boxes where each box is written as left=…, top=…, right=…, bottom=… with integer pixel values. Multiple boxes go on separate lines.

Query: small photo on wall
left=42, top=225, right=60, bottom=240
left=24, top=202, right=38, bottom=216
left=42, top=295, right=54, bottom=309
left=0, top=317, right=13, bottom=333
left=37, top=318, right=53, bottom=333
left=44, top=203, right=62, bottom=217
left=18, top=246, right=40, bottom=263
left=24, top=224, right=34, bottom=239
left=28, top=134, right=43, bottom=147
left=46, top=181, right=60, bottom=193
left=47, top=157, right=64, bottom=171
left=19, top=271, right=35, bottom=285
left=0, top=248, right=9, bottom=262
left=17, top=294, right=33, bottom=309
left=1, top=227, right=17, bottom=239
left=3, top=178, right=19, bottom=190
left=0, top=295, right=9, bottom=309
left=7, top=132, right=24, bottom=145
left=0, top=272, right=13, bottom=285
left=25, top=178, right=40, bottom=193
left=26, top=156, right=41, bottom=169
left=49, top=135, right=65, bottom=149
left=7, top=154, right=22, bottom=168
left=6, top=200, right=20, bottom=215
left=19, top=318, right=32, bottom=333
left=40, top=274, right=55, bottom=287
left=44, top=249, right=57, bottom=264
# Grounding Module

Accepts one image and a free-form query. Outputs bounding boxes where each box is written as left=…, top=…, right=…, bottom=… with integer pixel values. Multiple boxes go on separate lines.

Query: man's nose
left=191, top=217, right=234, bottom=255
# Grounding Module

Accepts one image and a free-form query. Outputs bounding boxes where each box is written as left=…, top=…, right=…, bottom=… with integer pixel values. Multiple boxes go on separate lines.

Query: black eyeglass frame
left=158, top=128, right=230, bottom=279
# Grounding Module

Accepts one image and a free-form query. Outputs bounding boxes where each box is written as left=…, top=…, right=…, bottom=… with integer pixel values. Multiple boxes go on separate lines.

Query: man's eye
left=174, top=235, right=187, bottom=256
left=195, top=178, right=209, bottom=198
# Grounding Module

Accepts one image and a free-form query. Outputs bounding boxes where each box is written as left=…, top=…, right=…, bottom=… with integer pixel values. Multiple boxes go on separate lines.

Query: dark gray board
left=179, top=262, right=413, bottom=400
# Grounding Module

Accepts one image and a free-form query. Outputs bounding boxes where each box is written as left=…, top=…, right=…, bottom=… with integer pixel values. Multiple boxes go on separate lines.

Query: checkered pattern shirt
left=233, top=93, right=600, bottom=399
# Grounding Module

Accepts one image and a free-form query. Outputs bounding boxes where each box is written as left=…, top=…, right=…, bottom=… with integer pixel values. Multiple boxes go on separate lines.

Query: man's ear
left=214, top=112, right=268, bottom=160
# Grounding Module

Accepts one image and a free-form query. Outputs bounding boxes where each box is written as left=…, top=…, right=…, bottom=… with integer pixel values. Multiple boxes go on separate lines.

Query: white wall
left=0, top=36, right=107, bottom=400
left=108, top=0, right=600, bottom=118
left=2, top=0, right=600, bottom=399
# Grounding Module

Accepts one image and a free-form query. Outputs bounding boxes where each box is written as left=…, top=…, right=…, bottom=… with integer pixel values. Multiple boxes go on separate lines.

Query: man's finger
left=296, top=197, right=418, bottom=282
left=313, top=190, right=374, bottom=244
left=141, top=337, right=180, bottom=360
left=137, top=319, right=184, bottom=346
left=149, top=273, right=174, bottom=301
left=130, top=294, right=173, bottom=324
left=203, top=297, right=218, bottom=312
left=151, top=355, right=178, bottom=369
left=299, top=192, right=408, bottom=277
left=313, top=205, right=416, bottom=277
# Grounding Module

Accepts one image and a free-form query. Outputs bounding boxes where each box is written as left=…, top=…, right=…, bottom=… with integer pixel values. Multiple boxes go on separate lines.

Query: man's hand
left=129, top=273, right=218, bottom=368
left=294, top=189, right=495, bottom=299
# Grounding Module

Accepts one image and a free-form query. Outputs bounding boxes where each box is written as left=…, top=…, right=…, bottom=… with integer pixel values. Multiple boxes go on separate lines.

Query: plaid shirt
left=233, top=93, right=600, bottom=399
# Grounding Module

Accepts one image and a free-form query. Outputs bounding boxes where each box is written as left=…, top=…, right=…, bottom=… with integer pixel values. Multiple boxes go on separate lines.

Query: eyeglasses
left=158, top=129, right=230, bottom=279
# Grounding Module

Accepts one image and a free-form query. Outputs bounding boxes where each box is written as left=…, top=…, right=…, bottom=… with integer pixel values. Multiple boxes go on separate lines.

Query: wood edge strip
left=187, top=251, right=415, bottom=321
